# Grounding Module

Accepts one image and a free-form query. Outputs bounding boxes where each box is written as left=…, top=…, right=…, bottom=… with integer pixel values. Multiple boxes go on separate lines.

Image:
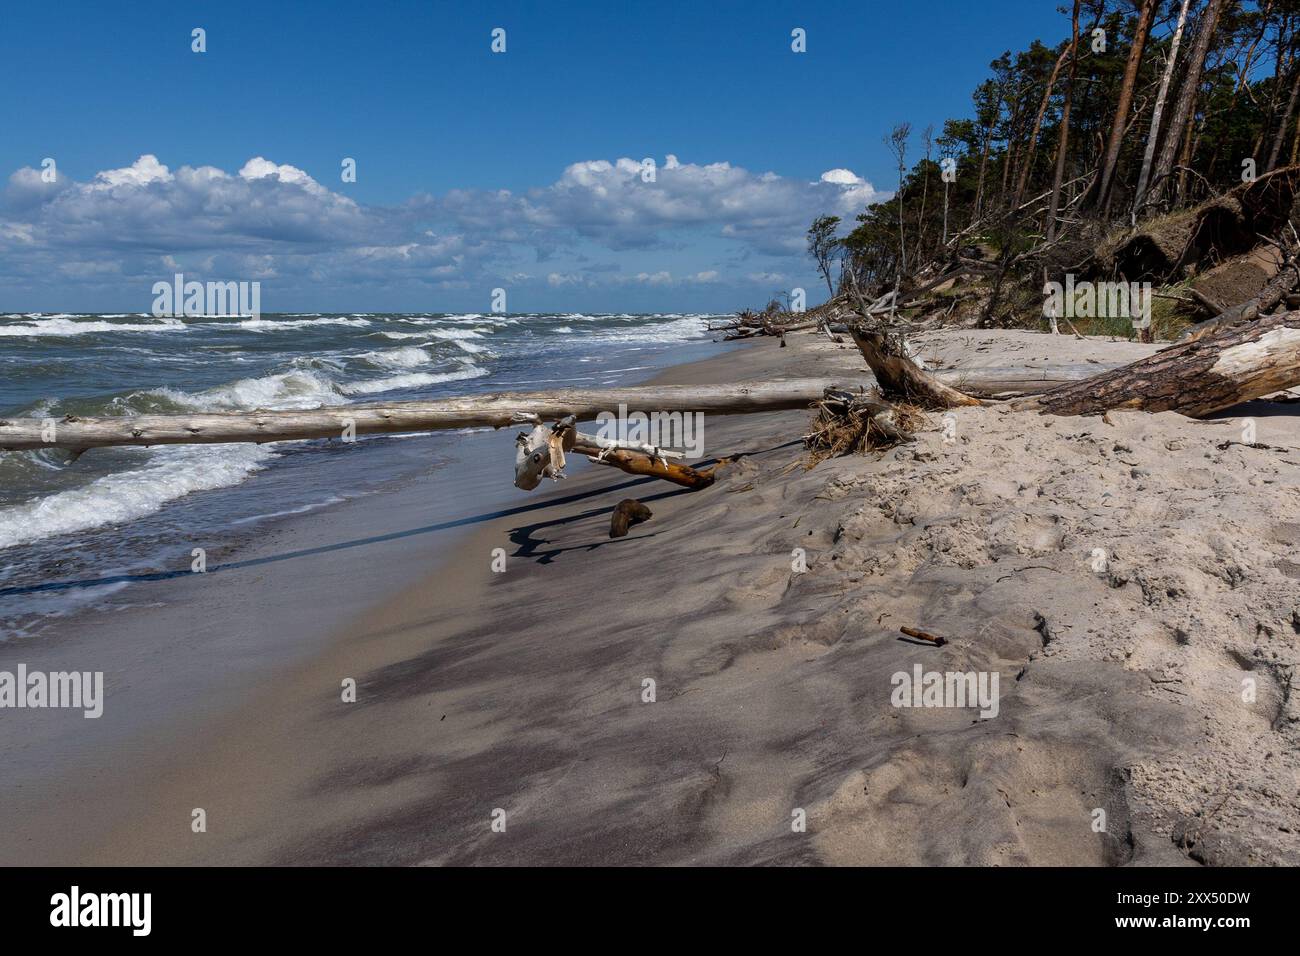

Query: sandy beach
left=3, top=328, right=1297, bottom=866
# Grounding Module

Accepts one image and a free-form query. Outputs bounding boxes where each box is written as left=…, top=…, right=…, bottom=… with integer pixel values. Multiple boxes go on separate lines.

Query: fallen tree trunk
left=906, top=268, right=970, bottom=300
left=1178, top=242, right=1300, bottom=343
left=709, top=306, right=833, bottom=339
left=571, top=440, right=716, bottom=490
left=511, top=414, right=712, bottom=491
left=1012, top=309, right=1300, bottom=417
left=13, top=312, right=1295, bottom=462
left=766, top=317, right=822, bottom=333
left=840, top=293, right=1300, bottom=420
left=0, top=380, right=846, bottom=452
left=932, top=367, right=1128, bottom=398
left=848, top=325, right=982, bottom=409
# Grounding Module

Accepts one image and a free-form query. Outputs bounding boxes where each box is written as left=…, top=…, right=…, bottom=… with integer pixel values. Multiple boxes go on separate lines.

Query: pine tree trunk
left=1176, top=108, right=1200, bottom=205
left=942, top=178, right=950, bottom=244
left=915, top=138, right=931, bottom=266
left=1094, top=0, right=1159, bottom=212
left=973, top=116, right=997, bottom=222
left=1013, top=44, right=1073, bottom=209
left=1268, top=63, right=1300, bottom=172
left=1047, top=0, right=1082, bottom=242
left=1133, top=0, right=1193, bottom=217
left=1149, top=0, right=1227, bottom=207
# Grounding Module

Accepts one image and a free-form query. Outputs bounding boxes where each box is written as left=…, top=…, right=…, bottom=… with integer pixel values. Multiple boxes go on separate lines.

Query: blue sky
left=0, top=0, right=1072, bottom=313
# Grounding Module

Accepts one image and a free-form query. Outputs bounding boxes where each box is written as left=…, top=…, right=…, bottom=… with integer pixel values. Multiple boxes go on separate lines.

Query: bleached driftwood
left=515, top=415, right=577, bottom=490
left=573, top=433, right=684, bottom=461
left=0, top=380, right=846, bottom=452
left=848, top=323, right=982, bottom=409
left=1013, top=309, right=1300, bottom=417
left=513, top=415, right=713, bottom=490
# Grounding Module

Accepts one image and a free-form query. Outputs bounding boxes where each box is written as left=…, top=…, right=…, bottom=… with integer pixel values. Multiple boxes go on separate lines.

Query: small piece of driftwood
left=900, top=626, right=948, bottom=646
left=610, top=499, right=652, bottom=538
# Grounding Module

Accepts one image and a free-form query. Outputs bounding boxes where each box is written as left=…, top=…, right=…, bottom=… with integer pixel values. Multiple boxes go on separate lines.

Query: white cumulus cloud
left=0, top=152, right=884, bottom=304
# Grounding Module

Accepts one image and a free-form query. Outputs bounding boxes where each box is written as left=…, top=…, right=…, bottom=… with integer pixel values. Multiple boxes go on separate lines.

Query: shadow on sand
left=0, top=440, right=803, bottom=599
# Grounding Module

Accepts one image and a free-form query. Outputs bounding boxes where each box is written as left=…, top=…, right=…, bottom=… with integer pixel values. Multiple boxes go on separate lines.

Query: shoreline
left=64, top=336, right=839, bottom=866
left=0, top=335, right=744, bottom=863
left=3, top=329, right=1299, bottom=865
left=0, top=319, right=734, bottom=640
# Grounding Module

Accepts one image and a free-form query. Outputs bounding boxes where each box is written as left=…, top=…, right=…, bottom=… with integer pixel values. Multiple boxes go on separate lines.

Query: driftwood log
left=0, top=380, right=847, bottom=452
left=571, top=440, right=716, bottom=490
left=844, top=305, right=1300, bottom=420
left=610, top=499, right=653, bottom=538
left=1013, top=309, right=1300, bottom=416
left=848, top=325, right=982, bottom=409
left=512, top=414, right=715, bottom=491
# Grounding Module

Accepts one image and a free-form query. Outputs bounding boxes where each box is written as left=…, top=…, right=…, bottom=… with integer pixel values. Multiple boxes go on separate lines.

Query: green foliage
left=814, top=0, right=1300, bottom=308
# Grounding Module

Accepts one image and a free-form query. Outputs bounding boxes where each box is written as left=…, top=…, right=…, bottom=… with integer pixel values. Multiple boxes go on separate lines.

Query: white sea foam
left=337, top=365, right=488, bottom=395
left=376, top=330, right=485, bottom=351
left=230, top=496, right=346, bottom=525
left=422, top=327, right=493, bottom=354
left=0, top=444, right=273, bottom=550
left=396, top=313, right=485, bottom=325
left=449, top=339, right=489, bottom=355
left=232, top=317, right=372, bottom=330
left=425, top=327, right=486, bottom=340
left=0, top=317, right=185, bottom=337
left=581, top=315, right=710, bottom=343
left=375, top=332, right=491, bottom=355
left=140, top=368, right=348, bottom=412
left=357, top=346, right=434, bottom=369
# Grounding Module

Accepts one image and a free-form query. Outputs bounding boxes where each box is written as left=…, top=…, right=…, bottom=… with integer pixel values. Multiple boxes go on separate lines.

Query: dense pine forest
left=790, top=0, right=1300, bottom=342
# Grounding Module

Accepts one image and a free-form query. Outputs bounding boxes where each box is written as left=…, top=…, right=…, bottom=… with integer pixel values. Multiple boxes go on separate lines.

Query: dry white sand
left=7, top=329, right=1298, bottom=866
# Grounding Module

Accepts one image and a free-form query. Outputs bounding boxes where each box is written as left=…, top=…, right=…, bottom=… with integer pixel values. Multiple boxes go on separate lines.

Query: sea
left=0, top=311, right=724, bottom=638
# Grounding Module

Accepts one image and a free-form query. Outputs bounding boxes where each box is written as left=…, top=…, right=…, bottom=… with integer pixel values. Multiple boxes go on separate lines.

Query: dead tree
left=1094, top=0, right=1159, bottom=213
left=1014, top=309, right=1300, bottom=416
left=0, top=380, right=845, bottom=452
left=1133, top=0, right=1194, bottom=218
left=1178, top=224, right=1300, bottom=342
left=1148, top=0, right=1228, bottom=209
